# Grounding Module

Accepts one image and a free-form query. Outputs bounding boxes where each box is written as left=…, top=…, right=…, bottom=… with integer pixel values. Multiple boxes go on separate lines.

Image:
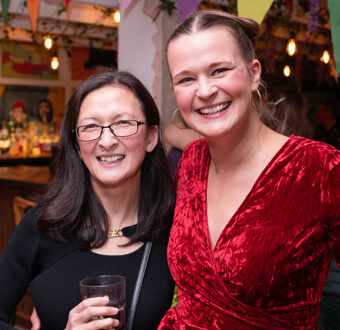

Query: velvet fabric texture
left=159, top=136, right=340, bottom=330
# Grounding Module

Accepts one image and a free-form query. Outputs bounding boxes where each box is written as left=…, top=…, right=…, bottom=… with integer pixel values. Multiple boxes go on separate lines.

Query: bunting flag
left=27, top=0, right=40, bottom=32
left=122, top=0, right=133, bottom=12
left=328, top=0, right=340, bottom=77
left=1, top=0, right=10, bottom=23
left=179, top=0, right=201, bottom=23
left=143, top=0, right=159, bottom=18
left=237, top=0, right=273, bottom=24
left=64, top=0, right=70, bottom=9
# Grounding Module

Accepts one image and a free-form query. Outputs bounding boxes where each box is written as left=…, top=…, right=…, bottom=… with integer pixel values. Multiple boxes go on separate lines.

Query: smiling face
left=76, top=85, right=158, bottom=195
left=167, top=27, right=261, bottom=141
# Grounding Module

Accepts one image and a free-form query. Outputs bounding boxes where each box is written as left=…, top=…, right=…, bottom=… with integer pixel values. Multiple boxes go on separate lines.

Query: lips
left=97, top=155, right=125, bottom=164
left=198, top=102, right=230, bottom=115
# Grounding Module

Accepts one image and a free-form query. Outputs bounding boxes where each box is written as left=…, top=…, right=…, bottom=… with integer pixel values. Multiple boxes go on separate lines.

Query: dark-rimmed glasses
left=74, top=120, right=147, bottom=142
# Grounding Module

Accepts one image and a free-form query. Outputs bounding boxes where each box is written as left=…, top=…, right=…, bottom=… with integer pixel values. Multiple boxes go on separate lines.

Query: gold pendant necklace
left=108, top=229, right=123, bottom=238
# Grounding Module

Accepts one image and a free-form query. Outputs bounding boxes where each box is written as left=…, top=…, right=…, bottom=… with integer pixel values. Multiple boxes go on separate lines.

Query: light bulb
left=44, top=36, right=53, bottom=50
left=321, top=50, right=330, bottom=64
left=51, top=56, right=59, bottom=70
left=113, top=10, right=120, bottom=23
left=283, top=65, right=291, bottom=77
left=286, top=39, right=297, bottom=56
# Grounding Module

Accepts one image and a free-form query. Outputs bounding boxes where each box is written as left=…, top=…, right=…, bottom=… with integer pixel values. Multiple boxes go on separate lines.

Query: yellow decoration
left=237, top=0, right=273, bottom=24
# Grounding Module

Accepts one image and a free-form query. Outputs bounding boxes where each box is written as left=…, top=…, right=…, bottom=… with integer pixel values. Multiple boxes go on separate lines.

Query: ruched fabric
left=159, top=136, right=340, bottom=330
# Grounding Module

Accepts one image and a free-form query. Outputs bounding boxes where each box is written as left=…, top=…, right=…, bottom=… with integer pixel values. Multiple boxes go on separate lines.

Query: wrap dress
left=159, top=136, right=340, bottom=329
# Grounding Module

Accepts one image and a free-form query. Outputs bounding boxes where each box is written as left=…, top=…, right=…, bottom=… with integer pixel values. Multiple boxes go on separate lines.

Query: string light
left=51, top=55, right=59, bottom=70
left=286, top=38, right=297, bottom=56
left=113, top=10, right=120, bottom=23
left=43, top=36, right=53, bottom=50
left=283, top=65, right=291, bottom=77
left=320, top=50, right=330, bottom=64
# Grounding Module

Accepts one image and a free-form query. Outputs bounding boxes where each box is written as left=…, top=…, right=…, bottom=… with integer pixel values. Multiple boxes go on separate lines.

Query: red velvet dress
left=159, top=136, right=340, bottom=329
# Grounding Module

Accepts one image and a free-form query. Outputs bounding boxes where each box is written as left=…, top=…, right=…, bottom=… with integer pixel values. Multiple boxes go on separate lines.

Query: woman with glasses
left=0, top=71, right=175, bottom=330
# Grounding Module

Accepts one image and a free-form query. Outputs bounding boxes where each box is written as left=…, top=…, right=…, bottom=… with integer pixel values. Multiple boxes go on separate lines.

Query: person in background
left=35, top=98, right=55, bottom=124
left=33, top=98, right=57, bottom=148
left=164, top=117, right=203, bottom=178
left=0, top=71, right=175, bottom=330
left=313, top=99, right=340, bottom=330
left=264, top=86, right=314, bottom=139
left=314, top=100, right=340, bottom=150
left=158, top=10, right=340, bottom=329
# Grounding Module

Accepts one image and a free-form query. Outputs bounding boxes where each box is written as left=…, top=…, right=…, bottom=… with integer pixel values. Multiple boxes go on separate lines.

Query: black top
left=0, top=207, right=174, bottom=330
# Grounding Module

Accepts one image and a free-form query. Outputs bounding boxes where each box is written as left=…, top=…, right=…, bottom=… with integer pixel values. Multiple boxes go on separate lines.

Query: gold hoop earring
left=251, top=89, right=262, bottom=111
left=172, top=108, right=190, bottom=129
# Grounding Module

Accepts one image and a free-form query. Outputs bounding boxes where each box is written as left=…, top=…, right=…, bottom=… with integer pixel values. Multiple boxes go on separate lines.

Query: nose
left=196, top=77, right=218, bottom=100
left=98, top=127, right=118, bottom=149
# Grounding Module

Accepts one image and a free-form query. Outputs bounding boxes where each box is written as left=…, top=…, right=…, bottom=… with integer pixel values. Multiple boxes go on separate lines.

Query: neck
left=94, top=181, right=141, bottom=230
left=208, top=117, right=266, bottom=175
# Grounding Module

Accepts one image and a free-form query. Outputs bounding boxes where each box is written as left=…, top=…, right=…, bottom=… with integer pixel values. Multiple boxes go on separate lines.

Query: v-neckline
left=203, top=136, right=293, bottom=253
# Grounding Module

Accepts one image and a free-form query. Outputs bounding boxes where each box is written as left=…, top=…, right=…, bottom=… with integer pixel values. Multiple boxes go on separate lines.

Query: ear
left=146, top=125, right=159, bottom=153
left=250, top=59, right=261, bottom=92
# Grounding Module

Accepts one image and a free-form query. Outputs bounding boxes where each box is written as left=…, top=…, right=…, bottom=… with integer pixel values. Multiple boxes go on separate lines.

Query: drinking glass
left=79, top=275, right=126, bottom=329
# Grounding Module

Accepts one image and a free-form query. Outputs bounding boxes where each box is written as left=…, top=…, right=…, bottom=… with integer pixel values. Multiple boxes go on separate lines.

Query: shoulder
left=288, top=135, right=340, bottom=162
left=175, top=139, right=209, bottom=184
left=15, top=205, right=41, bottom=237
left=180, top=138, right=209, bottom=167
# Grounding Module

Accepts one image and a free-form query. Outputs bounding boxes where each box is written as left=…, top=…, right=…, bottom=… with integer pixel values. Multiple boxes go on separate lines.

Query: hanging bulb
left=51, top=56, right=59, bottom=70
left=113, top=10, right=120, bottom=23
left=320, top=50, right=330, bottom=64
left=283, top=65, right=291, bottom=77
left=286, top=38, right=297, bottom=56
left=44, top=36, right=53, bottom=50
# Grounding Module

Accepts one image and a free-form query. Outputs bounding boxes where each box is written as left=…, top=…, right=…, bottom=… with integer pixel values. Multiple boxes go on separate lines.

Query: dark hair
left=264, top=87, right=314, bottom=138
left=36, top=98, right=54, bottom=123
left=166, top=10, right=276, bottom=123
left=36, top=71, right=175, bottom=248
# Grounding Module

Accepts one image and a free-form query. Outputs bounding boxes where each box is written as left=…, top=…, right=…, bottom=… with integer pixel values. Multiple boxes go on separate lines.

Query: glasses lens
left=78, top=125, right=101, bottom=141
left=112, top=120, right=138, bottom=137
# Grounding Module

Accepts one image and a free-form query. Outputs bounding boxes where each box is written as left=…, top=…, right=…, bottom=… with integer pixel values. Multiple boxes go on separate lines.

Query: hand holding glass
left=79, top=275, right=126, bottom=329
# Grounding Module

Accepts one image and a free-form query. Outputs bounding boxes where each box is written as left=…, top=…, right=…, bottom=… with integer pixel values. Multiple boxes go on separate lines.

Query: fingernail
left=101, top=296, right=109, bottom=302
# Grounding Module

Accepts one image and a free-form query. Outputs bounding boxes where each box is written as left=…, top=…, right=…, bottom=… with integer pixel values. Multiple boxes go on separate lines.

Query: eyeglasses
left=74, top=120, right=147, bottom=141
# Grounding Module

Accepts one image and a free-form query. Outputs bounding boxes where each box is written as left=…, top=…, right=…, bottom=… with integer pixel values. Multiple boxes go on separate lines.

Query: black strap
left=126, top=241, right=153, bottom=330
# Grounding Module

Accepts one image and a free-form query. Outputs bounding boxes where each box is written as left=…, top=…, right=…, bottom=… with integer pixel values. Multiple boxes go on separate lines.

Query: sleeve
left=323, top=152, right=340, bottom=267
left=0, top=207, right=40, bottom=328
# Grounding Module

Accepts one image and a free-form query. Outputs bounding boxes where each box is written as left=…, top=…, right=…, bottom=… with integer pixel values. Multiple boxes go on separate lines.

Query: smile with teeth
left=198, top=102, right=230, bottom=115
left=98, top=155, right=125, bottom=164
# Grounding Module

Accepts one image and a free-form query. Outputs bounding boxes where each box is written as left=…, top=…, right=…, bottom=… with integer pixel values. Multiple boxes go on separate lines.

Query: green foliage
left=153, top=0, right=177, bottom=21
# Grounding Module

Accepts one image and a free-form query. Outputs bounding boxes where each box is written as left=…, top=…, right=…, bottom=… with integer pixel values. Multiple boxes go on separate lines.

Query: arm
left=164, top=124, right=203, bottom=151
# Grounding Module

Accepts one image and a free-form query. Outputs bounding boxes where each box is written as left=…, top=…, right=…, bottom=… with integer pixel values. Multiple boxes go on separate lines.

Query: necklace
left=108, top=229, right=123, bottom=238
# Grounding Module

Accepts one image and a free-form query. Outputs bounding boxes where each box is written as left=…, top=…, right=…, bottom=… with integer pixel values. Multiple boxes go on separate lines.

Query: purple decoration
left=307, top=0, right=321, bottom=32
left=179, top=0, right=201, bottom=23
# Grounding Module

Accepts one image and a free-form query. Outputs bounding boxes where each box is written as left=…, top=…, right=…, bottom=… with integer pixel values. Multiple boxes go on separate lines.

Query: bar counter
left=0, top=151, right=53, bottom=166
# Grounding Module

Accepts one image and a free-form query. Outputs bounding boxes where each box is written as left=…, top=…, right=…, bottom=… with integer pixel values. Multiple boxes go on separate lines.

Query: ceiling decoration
left=0, top=0, right=119, bottom=50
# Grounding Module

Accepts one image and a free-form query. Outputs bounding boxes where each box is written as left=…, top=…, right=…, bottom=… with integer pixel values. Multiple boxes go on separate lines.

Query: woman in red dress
left=159, top=10, right=340, bottom=329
